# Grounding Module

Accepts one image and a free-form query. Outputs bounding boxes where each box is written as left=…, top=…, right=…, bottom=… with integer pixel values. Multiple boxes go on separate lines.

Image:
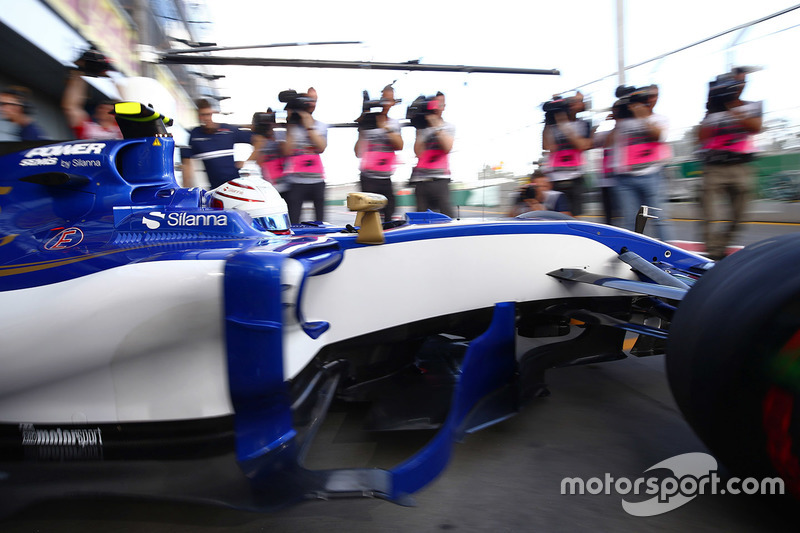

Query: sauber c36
left=1, top=103, right=798, bottom=515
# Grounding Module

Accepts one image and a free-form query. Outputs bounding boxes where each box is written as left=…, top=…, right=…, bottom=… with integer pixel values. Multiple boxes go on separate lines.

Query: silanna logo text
left=142, top=211, right=228, bottom=230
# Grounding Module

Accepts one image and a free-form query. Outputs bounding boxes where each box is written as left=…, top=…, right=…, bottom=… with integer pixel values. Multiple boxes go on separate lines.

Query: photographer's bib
left=412, top=123, right=454, bottom=180
left=622, top=142, right=663, bottom=171
left=417, top=149, right=449, bottom=170
left=549, top=149, right=584, bottom=169
left=361, top=151, right=397, bottom=176
left=703, top=132, right=753, bottom=153
left=260, top=158, right=287, bottom=189
left=286, top=153, right=325, bottom=176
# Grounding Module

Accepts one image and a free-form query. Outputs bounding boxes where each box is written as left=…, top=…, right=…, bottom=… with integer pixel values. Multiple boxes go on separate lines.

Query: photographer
left=61, top=46, right=122, bottom=140
left=605, top=84, right=672, bottom=240
left=697, top=67, right=762, bottom=260
left=0, top=86, right=48, bottom=141
left=409, top=92, right=455, bottom=217
left=508, top=170, right=571, bottom=217
left=354, top=85, right=403, bottom=221
left=281, top=87, right=328, bottom=224
left=541, top=92, right=592, bottom=216
left=251, top=108, right=287, bottom=199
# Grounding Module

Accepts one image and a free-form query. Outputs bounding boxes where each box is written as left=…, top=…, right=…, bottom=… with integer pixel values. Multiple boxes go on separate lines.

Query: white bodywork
left=283, top=228, right=635, bottom=379
left=0, top=261, right=229, bottom=423
left=1, top=225, right=638, bottom=425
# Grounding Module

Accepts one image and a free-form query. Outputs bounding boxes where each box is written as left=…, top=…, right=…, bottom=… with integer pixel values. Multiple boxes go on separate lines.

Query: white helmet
left=209, top=176, right=291, bottom=234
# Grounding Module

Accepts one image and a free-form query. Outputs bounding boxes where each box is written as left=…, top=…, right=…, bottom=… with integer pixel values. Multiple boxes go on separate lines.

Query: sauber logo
left=142, top=211, right=228, bottom=229
left=142, top=211, right=166, bottom=229
left=25, top=143, right=106, bottom=158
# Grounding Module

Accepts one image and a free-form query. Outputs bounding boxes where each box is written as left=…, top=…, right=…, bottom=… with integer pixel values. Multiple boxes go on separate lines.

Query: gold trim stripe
left=0, top=238, right=253, bottom=278
left=0, top=234, right=19, bottom=247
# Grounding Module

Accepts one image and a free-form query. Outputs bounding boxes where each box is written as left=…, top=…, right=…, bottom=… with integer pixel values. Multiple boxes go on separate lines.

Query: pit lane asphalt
left=3, top=355, right=795, bottom=532
left=2, top=204, right=798, bottom=532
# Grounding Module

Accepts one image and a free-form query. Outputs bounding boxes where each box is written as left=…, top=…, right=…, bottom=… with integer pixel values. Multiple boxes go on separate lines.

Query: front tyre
left=666, top=234, right=800, bottom=497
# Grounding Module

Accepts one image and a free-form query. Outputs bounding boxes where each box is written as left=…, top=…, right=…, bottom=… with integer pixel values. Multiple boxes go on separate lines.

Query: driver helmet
left=209, top=176, right=291, bottom=234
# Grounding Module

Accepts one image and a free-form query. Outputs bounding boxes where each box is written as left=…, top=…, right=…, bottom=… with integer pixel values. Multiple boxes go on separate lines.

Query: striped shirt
left=182, top=124, right=252, bottom=188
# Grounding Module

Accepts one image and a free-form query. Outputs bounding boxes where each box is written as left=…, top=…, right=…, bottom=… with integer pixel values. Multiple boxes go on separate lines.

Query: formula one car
left=0, top=103, right=798, bottom=516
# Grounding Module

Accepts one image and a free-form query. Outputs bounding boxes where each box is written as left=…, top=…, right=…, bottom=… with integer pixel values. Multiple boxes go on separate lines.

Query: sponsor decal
left=24, top=143, right=106, bottom=158
left=71, top=159, right=101, bottom=168
left=142, top=211, right=165, bottom=230
left=20, top=424, right=103, bottom=448
left=142, top=211, right=228, bottom=230
left=20, top=158, right=58, bottom=167
left=44, top=227, right=84, bottom=250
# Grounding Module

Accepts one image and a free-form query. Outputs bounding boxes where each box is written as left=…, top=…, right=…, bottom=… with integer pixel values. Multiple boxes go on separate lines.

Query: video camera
left=611, top=85, right=651, bottom=119
left=278, top=90, right=314, bottom=124
left=706, top=73, right=744, bottom=114
left=251, top=108, right=276, bottom=136
left=406, top=95, right=439, bottom=129
left=358, top=90, right=402, bottom=130
left=76, top=43, right=114, bottom=76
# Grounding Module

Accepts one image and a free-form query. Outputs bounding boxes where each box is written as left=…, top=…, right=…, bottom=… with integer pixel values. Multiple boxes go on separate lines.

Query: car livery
left=1, top=102, right=798, bottom=515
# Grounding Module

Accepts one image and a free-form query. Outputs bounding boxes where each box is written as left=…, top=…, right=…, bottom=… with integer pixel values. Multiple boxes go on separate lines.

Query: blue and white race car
left=0, top=103, right=798, bottom=514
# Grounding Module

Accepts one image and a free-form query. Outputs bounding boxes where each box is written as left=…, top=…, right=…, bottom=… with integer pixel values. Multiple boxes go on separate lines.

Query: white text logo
left=142, top=211, right=228, bottom=229
left=25, top=143, right=106, bottom=158
left=561, top=452, right=784, bottom=516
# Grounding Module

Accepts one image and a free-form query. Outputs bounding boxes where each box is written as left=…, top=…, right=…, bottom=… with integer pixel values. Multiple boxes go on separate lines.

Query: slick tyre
left=666, top=234, right=800, bottom=497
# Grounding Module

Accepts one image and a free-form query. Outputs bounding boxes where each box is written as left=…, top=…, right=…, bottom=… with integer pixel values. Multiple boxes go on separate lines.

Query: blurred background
left=1, top=1, right=799, bottom=201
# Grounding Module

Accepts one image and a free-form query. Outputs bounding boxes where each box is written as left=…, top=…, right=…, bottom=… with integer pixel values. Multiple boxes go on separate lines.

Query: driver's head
left=209, top=176, right=291, bottom=234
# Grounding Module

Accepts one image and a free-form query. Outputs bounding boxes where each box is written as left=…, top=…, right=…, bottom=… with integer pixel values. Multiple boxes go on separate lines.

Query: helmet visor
left=253, top=213, right=292, bottom=234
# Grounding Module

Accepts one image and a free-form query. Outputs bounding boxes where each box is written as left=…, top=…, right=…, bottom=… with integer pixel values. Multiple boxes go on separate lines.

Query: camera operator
left=408, top=92, right=455, bottom=217
left=697, top=67, right=762, bottom=260
left=541, top=92, right=592, bottom=216
left=281, top=87, right=328, bottom=224
left=354, top=85, right=403, bottom=221
left=61, top=46, right=122, bottom=140
left=251, top=108, right=287, bottom=199
left=605, top=84, right=672, bottom=240
left=0, top=86, right=48, bottom=141
left=508, top=170, right=572, bottom=217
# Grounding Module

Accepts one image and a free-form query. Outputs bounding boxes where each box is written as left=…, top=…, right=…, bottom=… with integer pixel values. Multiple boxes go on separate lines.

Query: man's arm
left=299, top=112, right=326, bottom=153
left=728, top=105, right=762, bottom=134
left=354, top=130, right=365, bottom=157
left=179, top=145, right=195, bottom=187
left=414, top=128, right=425, bottom=158
left=181, top=157, right=195, bottom=188
left=61, top=70, right=90, bottom=130
left=629, top=104, right=664, bottom=141
left=383, top=116, right=404, bottom=151
left=554, top=114, right=593, bottom=151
